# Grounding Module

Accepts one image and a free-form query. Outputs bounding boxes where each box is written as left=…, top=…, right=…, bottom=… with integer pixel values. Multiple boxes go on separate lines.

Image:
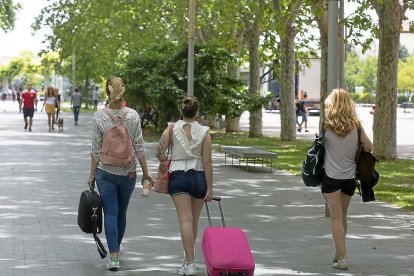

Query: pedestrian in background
left=295, top=97, right=301, bottom=129
left=322, top=88, right=373, bottom=270
left=87, top=76, right=153, bottom=271
left=1, top=89, right=7, bottom=112
left=71, top=87, right=82, bottom=125
left=17, top=88, right=22, bottom=112
left=54, top=87, right=61, bottom=122
left=297, top=93, right=309, bottom=132
left=155, top=96, right=213, bottom=276
left=21, top=83, right=37, bottom=132
left=41, top=86, right=59, bottom=132
left=92, top=87, right=100, bottom=111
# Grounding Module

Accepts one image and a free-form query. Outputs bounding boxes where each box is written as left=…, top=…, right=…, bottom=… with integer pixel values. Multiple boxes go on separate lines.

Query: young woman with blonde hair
left=322, top=88, right=373, bottom=270
left=41, top=86, right=59, bottom=132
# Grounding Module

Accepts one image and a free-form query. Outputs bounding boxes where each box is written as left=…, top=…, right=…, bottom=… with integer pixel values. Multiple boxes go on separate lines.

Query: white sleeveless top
left=46, top=96, right=56, bottom=105
left=169, top=120, right=209, bottom=172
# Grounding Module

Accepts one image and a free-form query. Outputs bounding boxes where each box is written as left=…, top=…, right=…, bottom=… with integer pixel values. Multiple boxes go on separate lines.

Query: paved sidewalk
left=0, top=105, right=413, bottom=276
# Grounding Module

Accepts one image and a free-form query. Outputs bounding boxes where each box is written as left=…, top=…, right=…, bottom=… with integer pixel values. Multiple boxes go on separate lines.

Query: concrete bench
left=221, top=146, right=278, bottom=172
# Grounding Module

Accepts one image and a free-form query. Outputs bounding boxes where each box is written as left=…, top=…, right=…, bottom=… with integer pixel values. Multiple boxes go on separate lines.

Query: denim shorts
left=321, top=172, right=356, bottom=196
left=168, top=170, right=207, bottom=199
left=300, top=111, right=308, bottom=122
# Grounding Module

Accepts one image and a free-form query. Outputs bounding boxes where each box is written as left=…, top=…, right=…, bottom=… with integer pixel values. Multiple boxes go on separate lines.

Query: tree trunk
left=207, top=113, right=219, bottom=129
left=274, top=0, right=302, bottom=140
left=2, top=77, right=9, bottom=92
left=84, top=75, right=90, bottom=109
left=225, top=65, right=241, bottom=132
left=225, top=117, right=240, bottom=132
left=248, top=0, right=264, bottom=138
left=279, top=25, right=297, bottom=141
left=373, top=1, right=402, bottom=160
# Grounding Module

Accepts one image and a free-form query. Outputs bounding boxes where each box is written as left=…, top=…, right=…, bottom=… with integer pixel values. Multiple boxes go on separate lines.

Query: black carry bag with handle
left=77, top=187, right=107, bottom=259
left=302, top=130, right=325, bottom=187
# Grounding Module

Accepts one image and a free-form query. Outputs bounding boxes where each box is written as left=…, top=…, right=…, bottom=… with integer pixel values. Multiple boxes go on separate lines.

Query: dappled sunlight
left=283, top=204, right=326, bottom=208
left=1, top=111, right=413, bottom=275
left=347, top=234, right=412, bottom=240
left=254, top=264, right=320, bottom=275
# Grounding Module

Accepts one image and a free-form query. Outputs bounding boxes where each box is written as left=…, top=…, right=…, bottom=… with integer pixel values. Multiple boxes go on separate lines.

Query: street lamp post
left=338, top=0, right=345, bottom=88
left=326, top=0, right=340, bottom=218
left=187, top=0, right=196, bottom=97
left=328, top=0, right=339, bottom=93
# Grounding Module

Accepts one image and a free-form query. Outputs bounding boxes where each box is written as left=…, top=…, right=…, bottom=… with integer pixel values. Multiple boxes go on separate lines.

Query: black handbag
left=356, top=128, right=379, bottom=185
left=77, top=187, right=107, bottom=259
left=302, top=130, right=325, bottom=187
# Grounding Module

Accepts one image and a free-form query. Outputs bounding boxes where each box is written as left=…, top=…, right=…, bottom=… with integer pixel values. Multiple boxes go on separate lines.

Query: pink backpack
left=101, top=108, right=135, bottom=168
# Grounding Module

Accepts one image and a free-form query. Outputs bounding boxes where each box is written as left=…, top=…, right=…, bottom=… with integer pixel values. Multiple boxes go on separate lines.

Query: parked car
left=304, top=99, right=321, bottom=116
left=401, top=102, right=413, bottom=112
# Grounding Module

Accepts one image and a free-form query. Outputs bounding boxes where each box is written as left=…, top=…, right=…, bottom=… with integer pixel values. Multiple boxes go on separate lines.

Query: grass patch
left=143, top=128, right=414, bottom=211
left=210, top=131, right=414, bottom=212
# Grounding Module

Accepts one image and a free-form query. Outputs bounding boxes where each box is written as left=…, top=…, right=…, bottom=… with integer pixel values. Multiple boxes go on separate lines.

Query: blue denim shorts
left=168, top=170, right=207, bottom=199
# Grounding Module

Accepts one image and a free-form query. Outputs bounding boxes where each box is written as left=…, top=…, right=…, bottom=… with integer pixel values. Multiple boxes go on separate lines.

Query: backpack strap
left=103, top=108, right=128, bottom=124
left=166, top=123, right=175, bottom=159
left=355, top=126, right=363, bottom=162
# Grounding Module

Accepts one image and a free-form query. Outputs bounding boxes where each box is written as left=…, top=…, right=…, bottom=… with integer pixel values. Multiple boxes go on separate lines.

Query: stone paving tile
left=1, top=109, right=414, bottom=275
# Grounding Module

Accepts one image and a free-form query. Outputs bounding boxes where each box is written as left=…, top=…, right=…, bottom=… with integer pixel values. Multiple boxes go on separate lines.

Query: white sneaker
left=106, top=257, right=120, bottom=271
left=177, top=262, right=186, bottom=275
left=184, top=263, right=197, bottom=275
left=177, top=253, right=187, bottom=275
left=333, top=259, right=348, bottom=270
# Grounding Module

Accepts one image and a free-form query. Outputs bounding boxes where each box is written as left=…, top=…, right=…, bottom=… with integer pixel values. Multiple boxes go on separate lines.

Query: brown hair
left=180, top=96, right=199, bottom=118
left=46, top=86, right=55, bottom=97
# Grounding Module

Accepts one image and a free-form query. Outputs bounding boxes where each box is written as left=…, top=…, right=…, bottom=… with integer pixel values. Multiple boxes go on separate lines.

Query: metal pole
left=338, top=0, right=345, bottom=89
left=328, top=0, right=339, bottom=92
left=187, top=0, right=196, bottom=97
left=326, top=0, right=339, bottom=218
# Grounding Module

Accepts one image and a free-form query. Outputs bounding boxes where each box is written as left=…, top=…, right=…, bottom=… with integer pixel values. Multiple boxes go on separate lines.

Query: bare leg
left=191, top=198, right=205, bottom=246
left=324, top=190, right=349, bottom=260
left=47, top=113, right=52, bottom=131
left=341, top=192, right=352, bottom=237
left=172, top=195, right=204, bottom=265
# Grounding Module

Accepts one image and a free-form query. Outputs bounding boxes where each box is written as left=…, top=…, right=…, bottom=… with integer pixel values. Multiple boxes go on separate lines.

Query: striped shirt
left=90, top=107, right=145, bottom=176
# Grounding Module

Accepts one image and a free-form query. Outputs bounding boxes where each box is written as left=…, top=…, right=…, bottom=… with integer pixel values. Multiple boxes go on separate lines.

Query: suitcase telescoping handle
left=205, top=196, right=226, bottom=227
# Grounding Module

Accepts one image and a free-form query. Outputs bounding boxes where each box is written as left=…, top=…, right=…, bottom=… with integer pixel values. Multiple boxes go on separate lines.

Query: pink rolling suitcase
left=201, top=197, right=255, bottom=276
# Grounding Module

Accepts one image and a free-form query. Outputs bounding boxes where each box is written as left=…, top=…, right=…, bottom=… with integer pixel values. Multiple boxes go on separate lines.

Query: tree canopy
left=0, top=0, right=20, bottom=32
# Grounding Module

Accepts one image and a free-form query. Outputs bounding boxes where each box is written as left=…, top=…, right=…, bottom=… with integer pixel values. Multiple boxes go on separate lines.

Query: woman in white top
left=156, top=96, right=213, bottom=276
left=41, top=86, right=59, bottom=132
left=322, top=89, right=373, bottom=270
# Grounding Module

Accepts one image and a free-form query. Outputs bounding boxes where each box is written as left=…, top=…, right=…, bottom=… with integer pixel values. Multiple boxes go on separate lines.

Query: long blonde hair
left=324, top=88, right=360, bottom=137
